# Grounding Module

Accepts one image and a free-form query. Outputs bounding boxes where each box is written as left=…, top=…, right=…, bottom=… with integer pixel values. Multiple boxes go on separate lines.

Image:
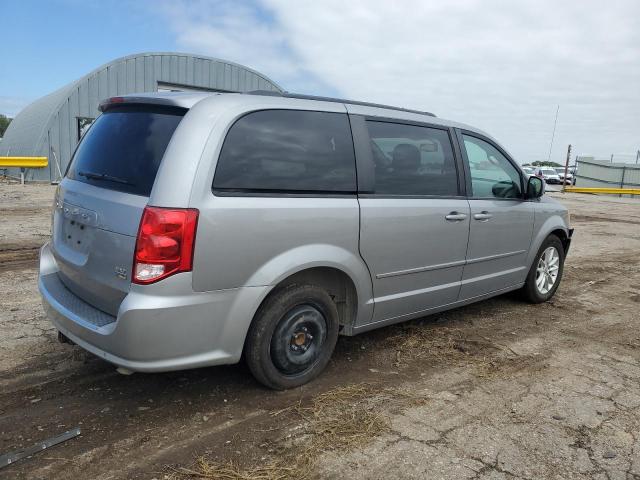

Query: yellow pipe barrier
left=564, top=186, right=640, bottom=195
left=0, top=156, right=48, bottom=168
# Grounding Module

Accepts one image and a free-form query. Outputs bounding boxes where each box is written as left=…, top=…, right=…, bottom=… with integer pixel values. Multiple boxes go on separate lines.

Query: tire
left=244, top=284, right=339, bottom=390
left=521, top=234, right=565, bottom=303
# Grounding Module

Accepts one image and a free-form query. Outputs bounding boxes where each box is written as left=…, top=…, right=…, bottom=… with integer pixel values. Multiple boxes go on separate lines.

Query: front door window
left=463, top=135, right=522, bottom=199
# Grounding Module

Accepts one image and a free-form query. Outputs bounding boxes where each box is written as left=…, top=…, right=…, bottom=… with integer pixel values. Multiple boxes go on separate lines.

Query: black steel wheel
left=270, top=304, right=328, bottom=375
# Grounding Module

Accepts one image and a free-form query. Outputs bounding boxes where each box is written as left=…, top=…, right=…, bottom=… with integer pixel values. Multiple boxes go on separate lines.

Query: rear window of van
left=66, top=105, right=185, bottom=196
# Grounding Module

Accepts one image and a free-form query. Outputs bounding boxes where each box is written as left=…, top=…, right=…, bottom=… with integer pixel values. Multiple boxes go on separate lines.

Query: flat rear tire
left=244, top=284, right=339, bottom=390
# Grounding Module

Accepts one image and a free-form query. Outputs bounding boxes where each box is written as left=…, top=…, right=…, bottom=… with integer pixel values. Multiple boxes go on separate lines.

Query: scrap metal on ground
left=0, top=428, right=81, bottom=469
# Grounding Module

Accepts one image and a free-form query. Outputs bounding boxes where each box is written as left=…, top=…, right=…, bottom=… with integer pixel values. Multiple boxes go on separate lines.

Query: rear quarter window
left=213, top=110, right=357, bottom=193
left=66, top=105, right=185, bottom=196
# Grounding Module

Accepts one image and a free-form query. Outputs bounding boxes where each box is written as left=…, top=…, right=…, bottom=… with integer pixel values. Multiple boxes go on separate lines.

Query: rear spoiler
left=98, top=93, right=210, bottom=112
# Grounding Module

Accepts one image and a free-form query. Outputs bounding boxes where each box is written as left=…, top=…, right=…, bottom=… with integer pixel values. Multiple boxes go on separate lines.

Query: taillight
left=133, top=206, right=199, bottom=284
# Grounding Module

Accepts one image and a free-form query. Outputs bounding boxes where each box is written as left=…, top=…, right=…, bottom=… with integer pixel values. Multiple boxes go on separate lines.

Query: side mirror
left=526, top=176, right=545, bottom=199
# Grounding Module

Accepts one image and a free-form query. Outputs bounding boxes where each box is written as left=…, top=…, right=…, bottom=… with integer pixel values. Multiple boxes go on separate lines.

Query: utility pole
left=547, top=105, right=560, bottom=163
left=562, top=144, right=572, bottom=193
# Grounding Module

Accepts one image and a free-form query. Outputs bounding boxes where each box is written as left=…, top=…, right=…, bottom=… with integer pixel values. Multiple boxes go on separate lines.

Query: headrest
left=392, top=143, right=420, bottom=171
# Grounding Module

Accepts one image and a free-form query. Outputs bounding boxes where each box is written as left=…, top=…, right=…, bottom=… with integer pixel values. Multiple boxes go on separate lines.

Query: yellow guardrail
left=0, top=157, right=49, bottom=184
left=0, top=157, right=48, bottom=168
left=564, top=186, right=640, bottom=195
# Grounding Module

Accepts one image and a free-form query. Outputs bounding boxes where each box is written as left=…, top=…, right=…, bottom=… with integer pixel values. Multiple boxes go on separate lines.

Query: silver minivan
left=39, top=91, right=573, bottom=389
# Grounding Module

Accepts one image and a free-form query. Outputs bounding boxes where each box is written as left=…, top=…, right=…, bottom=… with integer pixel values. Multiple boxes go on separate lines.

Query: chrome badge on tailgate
left=61, top=202, right=99, bottom=227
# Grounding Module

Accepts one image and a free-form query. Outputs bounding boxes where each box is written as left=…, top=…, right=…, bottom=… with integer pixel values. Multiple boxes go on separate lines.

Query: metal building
left=575, top=158, right=640, bottom=194
left=1, top=52, right=283, bottom=181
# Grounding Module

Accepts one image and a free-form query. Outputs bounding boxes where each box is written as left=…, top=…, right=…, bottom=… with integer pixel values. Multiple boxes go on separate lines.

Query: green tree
left=531, top=160, right=563, bottom=167
left=0, top=114, right=12, bottom=137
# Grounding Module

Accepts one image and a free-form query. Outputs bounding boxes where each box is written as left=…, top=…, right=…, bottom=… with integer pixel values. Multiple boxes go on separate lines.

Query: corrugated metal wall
left=1, top=53, right=282, bottom=181
left=576, top=160, right=640, bottom=197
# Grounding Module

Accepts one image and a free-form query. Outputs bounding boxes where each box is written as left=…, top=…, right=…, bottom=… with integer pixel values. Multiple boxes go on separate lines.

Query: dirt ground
left=1, top=181, right=639, bottom=480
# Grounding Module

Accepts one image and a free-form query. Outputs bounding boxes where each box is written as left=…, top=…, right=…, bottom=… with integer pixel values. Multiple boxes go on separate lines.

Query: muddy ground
left=1, top=182, right=639, bottom=480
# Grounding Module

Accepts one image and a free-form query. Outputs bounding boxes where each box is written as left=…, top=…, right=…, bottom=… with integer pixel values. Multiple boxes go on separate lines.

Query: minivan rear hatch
left=52, top=103, right=186, bottom=317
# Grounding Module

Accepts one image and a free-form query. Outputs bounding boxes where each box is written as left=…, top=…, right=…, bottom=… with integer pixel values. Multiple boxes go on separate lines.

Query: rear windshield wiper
left=78, top=171, right=135, bottom=186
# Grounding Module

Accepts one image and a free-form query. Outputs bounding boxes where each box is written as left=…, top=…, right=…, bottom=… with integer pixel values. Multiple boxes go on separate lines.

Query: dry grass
left=171, top=383, right=420, bottom=480
left=172, top=457, right=297, bottom=480
left=387, top=324, right=466, bottom=365
left=302, top=384, right=389, bottom=451
left=386, top=322, right=517, bottom=367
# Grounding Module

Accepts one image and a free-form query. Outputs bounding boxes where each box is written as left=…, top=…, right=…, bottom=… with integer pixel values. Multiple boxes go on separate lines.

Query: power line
left=547, top=104, right=559, bottom=163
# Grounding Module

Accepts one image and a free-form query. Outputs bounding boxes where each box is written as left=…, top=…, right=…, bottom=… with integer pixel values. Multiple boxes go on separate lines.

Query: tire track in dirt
left=0, top=207, right=50, bottom=217
left=571, top=214, right=640, bottom=226
left=0, top=243, right=42, bottom=272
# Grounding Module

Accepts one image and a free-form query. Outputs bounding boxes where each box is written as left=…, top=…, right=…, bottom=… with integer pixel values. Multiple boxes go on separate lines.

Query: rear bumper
left=39, top=242, right=269, bottom=372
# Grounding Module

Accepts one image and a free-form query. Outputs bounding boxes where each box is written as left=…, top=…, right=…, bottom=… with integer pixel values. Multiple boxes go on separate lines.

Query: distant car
left=536, top=168, right=562, bottom=184
left=554, top=168, right=574, bottom=185
left=522, top=166, right=535, bottom=176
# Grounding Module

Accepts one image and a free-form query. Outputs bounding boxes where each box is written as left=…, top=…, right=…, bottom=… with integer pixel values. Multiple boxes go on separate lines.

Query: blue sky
left=1, top=0, right=638, bottom=163
left=0, top=1, right=178, bottom=109
left=0, top=0, right=335, bottom=115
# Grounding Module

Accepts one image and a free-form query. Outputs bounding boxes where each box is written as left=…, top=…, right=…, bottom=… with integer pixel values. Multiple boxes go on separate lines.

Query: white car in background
left=536, top=167, right=562, bottom=184
left=555, top=167, right=574, bottom=185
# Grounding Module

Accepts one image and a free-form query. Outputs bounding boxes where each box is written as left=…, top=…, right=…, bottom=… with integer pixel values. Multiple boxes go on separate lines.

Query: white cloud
left=160, top=0, right=640, bottom=163
left=158, top=0, right=338, bottom=94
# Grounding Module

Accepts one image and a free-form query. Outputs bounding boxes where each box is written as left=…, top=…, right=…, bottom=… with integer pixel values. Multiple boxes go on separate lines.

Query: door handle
left=445, top=212, right=468, bottom=222
left=473, top=211, right=493, bottom=221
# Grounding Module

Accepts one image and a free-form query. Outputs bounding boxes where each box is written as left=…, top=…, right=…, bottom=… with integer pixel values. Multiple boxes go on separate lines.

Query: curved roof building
left=1, top=52, right=283, bottom=181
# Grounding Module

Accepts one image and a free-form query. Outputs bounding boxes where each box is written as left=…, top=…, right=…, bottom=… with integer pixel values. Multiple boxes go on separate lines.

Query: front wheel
left=521, top=235, right=565, bottom=303
left=244, top=284, right=339, bottom=390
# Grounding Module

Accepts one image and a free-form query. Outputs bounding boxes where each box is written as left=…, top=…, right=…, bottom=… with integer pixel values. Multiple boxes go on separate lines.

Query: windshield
left=66, top=105, right=185, bottom=196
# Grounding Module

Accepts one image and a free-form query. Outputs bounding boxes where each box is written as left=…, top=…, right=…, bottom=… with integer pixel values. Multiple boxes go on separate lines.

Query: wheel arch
left=267, top=266, right=359, bottom=332
left=243, top=244, right=373, bottom=328
left=526, top=215, right=571, bottom=270
left=549, top=228, right=570, bottom=253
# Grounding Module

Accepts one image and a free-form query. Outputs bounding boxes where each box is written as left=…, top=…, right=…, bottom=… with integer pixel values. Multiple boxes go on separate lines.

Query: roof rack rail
left=246, top=90, right=435, bottom=117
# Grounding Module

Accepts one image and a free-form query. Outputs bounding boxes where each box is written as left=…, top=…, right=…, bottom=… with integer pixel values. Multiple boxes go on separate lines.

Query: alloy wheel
left=536, top=246, right=560, bottom=295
